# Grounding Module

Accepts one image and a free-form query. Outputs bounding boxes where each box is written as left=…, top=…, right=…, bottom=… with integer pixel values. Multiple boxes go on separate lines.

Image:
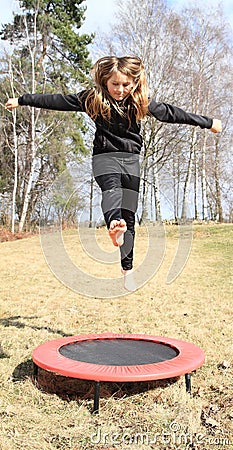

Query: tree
left=0, top=0, right=93, bottom=231
left=96, top=0, right=233, bottom=222
left=0, top=0, right=93, bottom=87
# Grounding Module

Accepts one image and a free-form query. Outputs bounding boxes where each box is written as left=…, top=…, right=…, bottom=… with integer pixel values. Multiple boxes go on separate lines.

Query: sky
left=0, top=0, right=118, bottom=31
left=1, top=0, right=233, bottom=32
left=167, top=0, right=233, bottom=29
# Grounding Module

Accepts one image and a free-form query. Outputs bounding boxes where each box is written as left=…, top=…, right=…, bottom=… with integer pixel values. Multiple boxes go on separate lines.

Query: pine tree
left=1, top=0, right=94, bottom=230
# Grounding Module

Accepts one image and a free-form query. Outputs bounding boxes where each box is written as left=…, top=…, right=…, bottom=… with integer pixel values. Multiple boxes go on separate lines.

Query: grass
left=0, top=223, right=232, bottom=450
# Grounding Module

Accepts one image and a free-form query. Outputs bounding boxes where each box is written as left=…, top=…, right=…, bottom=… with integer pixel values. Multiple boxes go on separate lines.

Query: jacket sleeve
left=18, top=90, right=88, bottom=112
left=148, top=98, right=213, bottom=129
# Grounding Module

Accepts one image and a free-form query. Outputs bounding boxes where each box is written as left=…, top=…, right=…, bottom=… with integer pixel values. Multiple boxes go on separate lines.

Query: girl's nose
left=117, top=86, right=124, bottom=93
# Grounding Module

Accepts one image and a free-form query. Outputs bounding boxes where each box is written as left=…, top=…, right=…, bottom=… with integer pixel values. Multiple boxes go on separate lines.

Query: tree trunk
left=8, top=55, right=18, bottom=234
left=173, top=150, right=181, bottom=221
left=89, top=173, right=94, bottom=228
left=201, top=131, right=208, bottom=221
left=11, top=110, right=18, bottom=234
left=194, top=145, right=199, bottom=220
left=152, top=159, right=162, bottom=222
left=214, top=139, right=223, bottom=222
left=139, top=149, right=149, bottom=224
left=18, top=13, right=37, bottom=232
left=181, top=129, right=197, bottom=220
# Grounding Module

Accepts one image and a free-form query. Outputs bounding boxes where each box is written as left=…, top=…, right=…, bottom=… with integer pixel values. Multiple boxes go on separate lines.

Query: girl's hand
left=210, top=119, right=222, bottom=133
left=5, top=98, right=19, bottom=110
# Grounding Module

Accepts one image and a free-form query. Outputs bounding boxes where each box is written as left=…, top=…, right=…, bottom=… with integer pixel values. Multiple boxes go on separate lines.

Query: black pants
left=93, top=153, right=140, bottom=270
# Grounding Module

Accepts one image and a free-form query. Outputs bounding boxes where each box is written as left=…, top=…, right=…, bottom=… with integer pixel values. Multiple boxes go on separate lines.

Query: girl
left=5, top=55, right=222, bottom=292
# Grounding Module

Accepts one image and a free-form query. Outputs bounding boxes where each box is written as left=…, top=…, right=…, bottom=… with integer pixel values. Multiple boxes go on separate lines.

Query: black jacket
left=18, top=91, right=213, bottom=155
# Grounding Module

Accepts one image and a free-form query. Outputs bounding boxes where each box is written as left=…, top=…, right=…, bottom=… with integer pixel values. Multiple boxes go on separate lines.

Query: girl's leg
left=93, top=153, right=140, bottom=291
left=94, top=173, right=122, bottom=226
left=120, top=172, right=140, bottom=268
left=120, top=173, right=140, bottom=292
left=94, top=173, right=127, bottom=246
left=120, top=208, right=136, bottom=270
left=120, top=209, right=136, bottom=292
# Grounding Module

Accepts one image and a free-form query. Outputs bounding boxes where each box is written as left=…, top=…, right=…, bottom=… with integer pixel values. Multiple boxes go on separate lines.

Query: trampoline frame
left=32, top=333, right=205, bottom=413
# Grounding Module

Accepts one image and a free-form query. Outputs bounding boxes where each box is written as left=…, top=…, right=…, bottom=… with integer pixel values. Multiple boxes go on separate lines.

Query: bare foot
left=108, top=219, right=127, bottom=247
left=121, top=269, right=136, bottom=292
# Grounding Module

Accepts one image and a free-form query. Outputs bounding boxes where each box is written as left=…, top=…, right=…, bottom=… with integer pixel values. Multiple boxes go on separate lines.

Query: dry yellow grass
left=0, top=223, right=232, bottom=450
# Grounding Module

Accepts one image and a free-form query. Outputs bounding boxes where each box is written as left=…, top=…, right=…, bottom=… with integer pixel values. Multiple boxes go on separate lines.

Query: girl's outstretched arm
left=148, top=99, right=222, bottom=132
left=5, top=92, right=88, bottom=112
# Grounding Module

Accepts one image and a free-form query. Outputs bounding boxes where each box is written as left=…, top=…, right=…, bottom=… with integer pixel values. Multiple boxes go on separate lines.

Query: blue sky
left=167, top=0, right=233, bottom=29
left=1, top=0, right=232, bottom=32
left=0, top=0, right=118, bottom=30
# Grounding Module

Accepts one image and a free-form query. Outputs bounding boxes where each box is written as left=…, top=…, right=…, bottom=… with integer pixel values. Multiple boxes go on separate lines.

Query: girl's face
left=106, top=70, right=135, bottom=101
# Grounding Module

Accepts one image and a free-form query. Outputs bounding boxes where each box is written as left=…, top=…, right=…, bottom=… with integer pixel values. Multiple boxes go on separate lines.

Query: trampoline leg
left=92, top=381, right=100, bottom=414
left=185, top=373, right=191, bottom=394
left=33, top=362, right=38, bottom=382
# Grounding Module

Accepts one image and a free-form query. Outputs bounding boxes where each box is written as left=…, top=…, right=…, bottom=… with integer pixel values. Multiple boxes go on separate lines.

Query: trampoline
left=32, top=333, right=205, bottom=413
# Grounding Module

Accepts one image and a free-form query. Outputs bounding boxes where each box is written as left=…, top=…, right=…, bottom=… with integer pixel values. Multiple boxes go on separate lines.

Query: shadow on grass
left=38, top=369, right=179, bottom=414
left=0, top=315, right=70, bottom=337
left=0, top=343, right=9, bottom=359
left=12, top=359, right=178, bottom=412
left=12, top=359, right=34, bottom=381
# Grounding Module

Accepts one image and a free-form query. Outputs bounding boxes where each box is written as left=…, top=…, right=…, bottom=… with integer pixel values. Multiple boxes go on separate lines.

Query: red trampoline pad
left=32, top=333, right=205, bottom=382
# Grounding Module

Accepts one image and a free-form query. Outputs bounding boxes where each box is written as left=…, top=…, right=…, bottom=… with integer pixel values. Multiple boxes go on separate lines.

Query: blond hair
left=84, top=56, right=149, bottom=123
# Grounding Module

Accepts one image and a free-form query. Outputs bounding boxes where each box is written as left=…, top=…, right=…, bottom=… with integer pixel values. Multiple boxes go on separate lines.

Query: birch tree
left=96, top=0, right=232, bottom=221
left=177, top=6, right=232, bottom=220
left=1, top=0, right=93, bottom=230
left=17, top=13, right=37, bottom=231
left=8, top=57, right=18, bottom=233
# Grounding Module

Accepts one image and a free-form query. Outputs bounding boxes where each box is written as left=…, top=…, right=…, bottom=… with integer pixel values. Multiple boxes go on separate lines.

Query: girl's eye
left=112, top=83, right=131, bottom=87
